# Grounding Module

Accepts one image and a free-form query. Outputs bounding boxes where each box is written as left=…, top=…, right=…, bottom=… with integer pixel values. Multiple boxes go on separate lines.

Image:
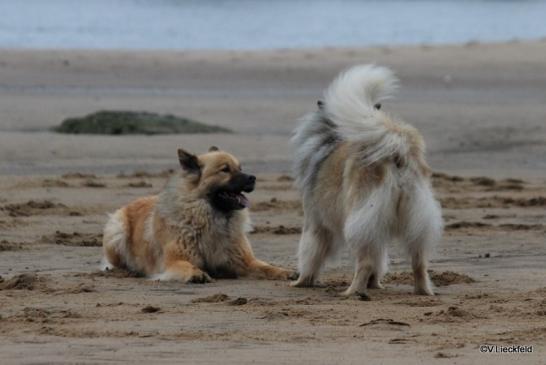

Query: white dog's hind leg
left=291, top=220, right=333, bottom=287
left=367, top=247, right=388, bottom=289
left=342, top=183, right=395, bottom=296
left=411, top=248, right=433, bottom=295
left=401, top=182, right=443, bottom=296
left=342, top=243, right=386, bottom=296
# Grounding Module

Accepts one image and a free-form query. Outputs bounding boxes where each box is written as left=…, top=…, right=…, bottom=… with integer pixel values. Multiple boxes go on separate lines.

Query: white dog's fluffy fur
left=291, top=64, right=443, bottom=296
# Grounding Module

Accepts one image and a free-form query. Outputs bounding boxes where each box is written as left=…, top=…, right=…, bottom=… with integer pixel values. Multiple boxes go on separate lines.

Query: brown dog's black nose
left=242, top=174, right=256, bottom=193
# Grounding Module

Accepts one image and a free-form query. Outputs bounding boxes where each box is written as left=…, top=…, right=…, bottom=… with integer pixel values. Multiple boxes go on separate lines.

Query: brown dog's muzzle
left=210, top=173, right=256, bottom=212
left=228, top=172, right=255, bottom=193
left=242, top=174, right=256, bottom=193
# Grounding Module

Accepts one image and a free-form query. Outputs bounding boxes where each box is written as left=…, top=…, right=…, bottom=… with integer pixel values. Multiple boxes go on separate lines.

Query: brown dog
left=102, top=146, right=294, bottom=283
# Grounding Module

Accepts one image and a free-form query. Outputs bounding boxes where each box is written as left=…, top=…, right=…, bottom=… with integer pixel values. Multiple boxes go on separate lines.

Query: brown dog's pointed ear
left=177, top=148, right=200, bottom=174
left=208, top=146, right=219, bottom=152
left=317, top=100, right=324, bottom=110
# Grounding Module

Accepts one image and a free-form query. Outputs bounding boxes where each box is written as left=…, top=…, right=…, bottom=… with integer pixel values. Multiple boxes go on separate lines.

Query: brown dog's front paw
left=272, top=268, right=298, bottom=281
left=287, top=271, right=300, bottom=281
left=187, top=270, right=213, bottom=284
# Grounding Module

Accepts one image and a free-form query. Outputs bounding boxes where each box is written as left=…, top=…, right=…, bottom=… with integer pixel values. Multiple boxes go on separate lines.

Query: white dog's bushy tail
left=324, top=64, right=398, bottom=120
left=324, top=64, right=407, bottom=166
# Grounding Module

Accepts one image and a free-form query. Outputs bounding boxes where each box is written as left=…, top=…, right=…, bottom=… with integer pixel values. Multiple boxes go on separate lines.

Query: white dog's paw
left=340, top=288, right=371, bottom=301
left=367, top=275, right=384, bottom=289
left=340, top=287, right=355, bottom=297
left=414, top=286, right=435, bottom=296
left=414, top=276, right=435, bottom=296
left=290, top=275, right=314, bottom=288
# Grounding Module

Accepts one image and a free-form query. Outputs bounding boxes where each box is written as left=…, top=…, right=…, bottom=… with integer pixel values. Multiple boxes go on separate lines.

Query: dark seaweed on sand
left=54, top=111, right=232, bottom=135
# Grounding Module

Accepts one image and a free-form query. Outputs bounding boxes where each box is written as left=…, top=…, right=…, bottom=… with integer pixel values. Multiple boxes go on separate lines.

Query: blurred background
left=0, top=0, right=545, bottom=176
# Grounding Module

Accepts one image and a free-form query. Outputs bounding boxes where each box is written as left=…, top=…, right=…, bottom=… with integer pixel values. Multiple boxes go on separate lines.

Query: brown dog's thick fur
left=102, top=147, right=294, bottom=283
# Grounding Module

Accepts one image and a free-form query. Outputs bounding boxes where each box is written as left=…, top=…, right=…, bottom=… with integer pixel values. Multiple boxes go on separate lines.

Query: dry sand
left=0, top=42, right=545, bottom=364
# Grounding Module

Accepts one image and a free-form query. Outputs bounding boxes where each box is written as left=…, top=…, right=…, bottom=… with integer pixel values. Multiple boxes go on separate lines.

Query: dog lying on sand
left=102, top=146, right=294, bottom=282
left=291, top=65, right=443, bottom=296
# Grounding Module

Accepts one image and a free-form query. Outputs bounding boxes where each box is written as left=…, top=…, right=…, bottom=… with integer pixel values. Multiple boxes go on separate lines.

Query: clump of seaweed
left=54, top=111, right=232, bottom=135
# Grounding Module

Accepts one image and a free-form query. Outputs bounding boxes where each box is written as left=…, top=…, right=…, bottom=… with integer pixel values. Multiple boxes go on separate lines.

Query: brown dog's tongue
left=238, top=194, right=249, bottom=208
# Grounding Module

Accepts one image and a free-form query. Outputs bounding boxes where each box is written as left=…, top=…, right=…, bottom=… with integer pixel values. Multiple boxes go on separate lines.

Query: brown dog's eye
left=221, top=165, right=230, bottom=173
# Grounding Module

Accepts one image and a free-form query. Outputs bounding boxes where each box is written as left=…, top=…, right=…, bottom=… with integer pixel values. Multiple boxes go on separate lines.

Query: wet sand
left=0, top=42, right=545, bottom=364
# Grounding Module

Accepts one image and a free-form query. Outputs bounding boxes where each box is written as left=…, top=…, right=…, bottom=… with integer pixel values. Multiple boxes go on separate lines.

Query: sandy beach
left=0, top=41, right=545, bottom=364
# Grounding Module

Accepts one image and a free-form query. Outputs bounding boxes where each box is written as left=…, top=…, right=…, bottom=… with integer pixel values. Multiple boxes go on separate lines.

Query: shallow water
left=1, top=0, right=545, bottom=49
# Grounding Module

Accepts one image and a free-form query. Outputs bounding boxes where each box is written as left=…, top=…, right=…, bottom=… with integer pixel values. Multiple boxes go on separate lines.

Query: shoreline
left=1, top=36, right=545, bottom=52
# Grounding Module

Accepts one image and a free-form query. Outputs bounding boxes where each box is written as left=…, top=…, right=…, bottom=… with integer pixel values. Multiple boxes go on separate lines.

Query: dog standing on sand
left=102, top=146, right=294, bottom=282
left=290, top=65, right=443, bottom=296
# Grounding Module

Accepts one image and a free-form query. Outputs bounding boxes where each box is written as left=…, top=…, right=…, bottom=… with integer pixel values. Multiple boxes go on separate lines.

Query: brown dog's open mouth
left=217, top=191, right=249, bottom=209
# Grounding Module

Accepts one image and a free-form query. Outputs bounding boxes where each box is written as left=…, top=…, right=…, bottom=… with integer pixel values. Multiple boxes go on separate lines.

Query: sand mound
left=61, top=173, right=98, bottom=179
left=41, top=179, right=71, bottom=188
left=432, top=306, right=482, bottom=322
left=191, top=293, right=230, bottom=303
left=0, top=274, right=45, bottom=290
left=432, top=271, right=476, bottom=286
left=469, top=176, right=496, bottom=187
left=384, top=271, right=476, bottom=287
left=511, top=196, right=546, bottom=207
left=251, top=225, right=301, bottom=235
left=80, top=269, right=144, bottom=279
left=432, top=173, right=528, bottom=194
left=251, top=198, right=301, bottom=212
left=16, top=307, right=82, bottom=322
left=440, top=195, right=546, bottom=209
left=126, top=181, right=153, bottom=188
left=117, top=170, right=175, bottom=178
left=395, top=297, right=443, bottom=307
left=359, top=318, right=410, bottom=327
left=1, top=200, right=67, bottom=217
left=141, top=306, right=161, bottom=313
left=82, top=180, right=106, bottom=188
left=42, top=231, right=102, bottom=247
left=432, top=172, right=464, bottom=182
left=499, top=223, right=544, bottom=231
left=446, top=221, right=544, bottom=232
left=0, top=240, right=25, bottom=251
left=229, top=298, right=248, bottom=306
left=445, top=221, right=492, bottom=230
left=277, top=175, right=294, bottom=182
left=57, top=284, right=96, bottom=294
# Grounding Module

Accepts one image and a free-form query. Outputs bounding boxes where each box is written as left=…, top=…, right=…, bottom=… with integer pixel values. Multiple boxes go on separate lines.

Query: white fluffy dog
left=290, top=65, right=443, bottom=296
